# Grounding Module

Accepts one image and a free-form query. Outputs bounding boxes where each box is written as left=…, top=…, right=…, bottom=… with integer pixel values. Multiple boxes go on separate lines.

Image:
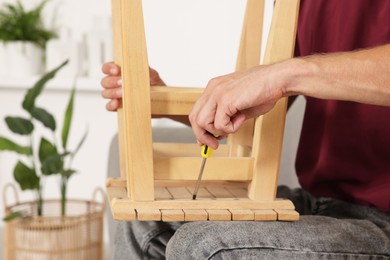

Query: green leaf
left=3, top=211, right=24, bottom=221
left=5, top=116, right=33, bottom=135
left=38, top=137, right=57, bottom=162
left=31, top=107, right=56, bottom=131
left=22, top=60, right=69, bottom=112
left=41, top=154, right=63, bottom=175
left=38, top=138, right=63, bottom=175
left=0, top=136, right=32, bottom=155
left=61, top=169, right=76, bottom=178
left=0, top=0, right=56, bottom=48
left=62, top=87, right=75, bottom=149
left=13, top=161, right=39, bottom=190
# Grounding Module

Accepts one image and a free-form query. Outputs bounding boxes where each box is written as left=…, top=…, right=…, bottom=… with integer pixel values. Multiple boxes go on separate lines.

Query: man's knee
left=166, top=221, right=284, bottom=259
left=166, top=222, right=219, bottom=259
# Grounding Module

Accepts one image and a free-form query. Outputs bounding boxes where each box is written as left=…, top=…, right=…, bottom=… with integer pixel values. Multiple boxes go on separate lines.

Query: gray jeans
left=114, top=186, right=390, bottom=259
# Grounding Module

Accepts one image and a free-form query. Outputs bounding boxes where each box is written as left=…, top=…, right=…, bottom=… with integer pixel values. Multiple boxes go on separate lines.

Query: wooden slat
left=111, top=0, right=127, bottom=180
left=155, top=187, right=172, bottom=200
left=184, top=209, right=208, bottom=221
left=167, top=187, right=192, bottom=200
left=187, top=187, right=214, bottom=199
left=106, top=186, right=128, bottom=205
left=119, top=0, right=154, bottom=201
left=207, top=210, right=232, bottom=221
left=230, top=209, right=255, bottom=221
left=107, top=186, right=136, bottom=220
left=151, top=86, right=202, bottom=115
left=275, top=209, right=300, bottom=221
left=115, top=197, right=295, bottom=210
left=235, top=0, right=265, bottom=71
left=226, top=187, right=248, bottom=198
left=136, top=209, right=162, bottom=221
left=235, top=144, right=252, bottom=157
left=249, top=0, right=300, bottom=201
left=253, top=209, right=277, bottom=221
left=154, top=180, right=249, bottom=188
left=154, top=157, right=254, bottom=180
left=106, top=178, right=127, bottom=187
left=206, top=187, right=234, bottom=199
left=228, top=0, right=265, bottom=156
left=108, top=186, right=298, bottom=221
left=153, top=143, right=230, bottom=157
left=161, top=210, right=185, bottom=222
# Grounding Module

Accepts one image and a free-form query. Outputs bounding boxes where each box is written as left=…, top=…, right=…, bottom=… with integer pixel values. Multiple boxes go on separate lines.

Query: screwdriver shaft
left=192, top=157, right=207, bottom=200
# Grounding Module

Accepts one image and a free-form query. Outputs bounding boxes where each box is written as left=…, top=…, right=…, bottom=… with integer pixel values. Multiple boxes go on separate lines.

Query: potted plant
left=1, top=60, right=105, bottom=259
left=0, top=0, right=57, bottom=76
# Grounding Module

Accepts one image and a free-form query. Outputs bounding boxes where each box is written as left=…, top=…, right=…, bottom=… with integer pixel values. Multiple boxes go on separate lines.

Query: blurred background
left=0, top=0, right=304, bottom=258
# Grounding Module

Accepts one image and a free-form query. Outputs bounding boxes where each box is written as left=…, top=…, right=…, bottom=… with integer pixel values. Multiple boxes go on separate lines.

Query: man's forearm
left=284, top=43, right=390, bottom=106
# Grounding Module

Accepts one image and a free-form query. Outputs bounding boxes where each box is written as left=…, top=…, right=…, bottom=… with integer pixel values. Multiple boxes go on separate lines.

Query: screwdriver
left=192, top=134, right=218, bottom=200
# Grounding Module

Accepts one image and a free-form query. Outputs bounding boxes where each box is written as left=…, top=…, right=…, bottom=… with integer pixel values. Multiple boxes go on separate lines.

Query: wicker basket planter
left=3, top=184, right=105, bottom=260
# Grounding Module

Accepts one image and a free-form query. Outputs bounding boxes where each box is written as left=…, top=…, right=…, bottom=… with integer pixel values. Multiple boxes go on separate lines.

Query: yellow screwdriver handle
left=201, top=145, right=213, bottom=158
left=200, top=134, right=218, bottom=158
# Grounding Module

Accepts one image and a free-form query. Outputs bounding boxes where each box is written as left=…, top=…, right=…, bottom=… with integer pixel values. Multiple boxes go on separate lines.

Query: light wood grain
left=227, top=187, right=248, bottom=198
left=228, top=0, right=265, bottom=156
left=154, top=180, right=249, bottom=188
left=230, top=209, right=255, bottom=221
left=249, top=0, right=300, bottom=201
left=111, top=196, right=294, bottom=211
left=207, top=210, right=232, bottom=221
left=153, top=143, right=230, bottom=157
left=167, top=187, right=192, bottom=200
left=253, top=209, right=277, bottom=221
left=161, top=210, right=185, bottom=222
left=136, top=209, right=162, bottom=221
left=206, top=187, right=234, bottom=198
left=107, top=0, right=301, bottom=223
left=111, top=0, right=127, bottom=180
left=154, top=157, right=254, bottom=180
left=119, top=0, right=155, bottom=201
left=155, top=187, right=172, bottom=200
left=106, top=177, right=127, bottom=187
left=151, top=86, right=202, bottom=115
left=184, top=209, right=208, bottom=221
left=275, top=209, right=300, bottom=221
left=187, top=187, right=214, bottom=199
left=107, top=186, right=136, bottom=220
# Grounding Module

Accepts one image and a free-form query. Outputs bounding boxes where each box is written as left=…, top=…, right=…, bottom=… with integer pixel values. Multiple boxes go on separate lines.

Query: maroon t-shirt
left=295, top=0, right=390, bottom=212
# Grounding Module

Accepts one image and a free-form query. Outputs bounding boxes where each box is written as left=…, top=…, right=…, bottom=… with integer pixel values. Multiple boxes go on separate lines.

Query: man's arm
left=189, top=44, right=390, bottom=149
left=289, top=43, right=390, bottom=105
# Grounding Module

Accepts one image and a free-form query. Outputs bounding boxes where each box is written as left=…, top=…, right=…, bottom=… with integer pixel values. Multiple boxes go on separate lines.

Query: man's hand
left=101, top=62, right=165, bottom=111
left=189, top=64, right=286, bottom=149
left=189, top=44, right=390, bottom=149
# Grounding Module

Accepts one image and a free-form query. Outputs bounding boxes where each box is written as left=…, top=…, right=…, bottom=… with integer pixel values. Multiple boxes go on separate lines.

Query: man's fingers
left=189, top=98, right=228, bottom=148
left=102, top=62, right=121, bottom=76
left=101, top=75, right=122, bottom=89
left=192, top=123, right=220, bottom=150
left=101, top=88, right=123, bottom=99
left=214, top=101, right=236, bottom=133
left=230, top=113, right=246, bottom=132
left=106, top=99, right=120, bottom=111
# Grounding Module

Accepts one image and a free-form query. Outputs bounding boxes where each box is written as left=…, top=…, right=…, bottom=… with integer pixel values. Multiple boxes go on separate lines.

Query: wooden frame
left=107, top=0, right=301, bottom=222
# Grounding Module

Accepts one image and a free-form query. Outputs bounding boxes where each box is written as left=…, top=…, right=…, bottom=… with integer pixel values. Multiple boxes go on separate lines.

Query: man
left=101, top=0, right=390, bottom=258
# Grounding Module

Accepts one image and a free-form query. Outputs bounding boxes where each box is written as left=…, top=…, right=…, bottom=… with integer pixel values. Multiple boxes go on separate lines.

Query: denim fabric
left=114, top=186, right=390, bottom=260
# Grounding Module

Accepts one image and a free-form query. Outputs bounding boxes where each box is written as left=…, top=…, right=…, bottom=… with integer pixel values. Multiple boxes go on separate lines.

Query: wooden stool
left=106, top=0, right=301, bottom=222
